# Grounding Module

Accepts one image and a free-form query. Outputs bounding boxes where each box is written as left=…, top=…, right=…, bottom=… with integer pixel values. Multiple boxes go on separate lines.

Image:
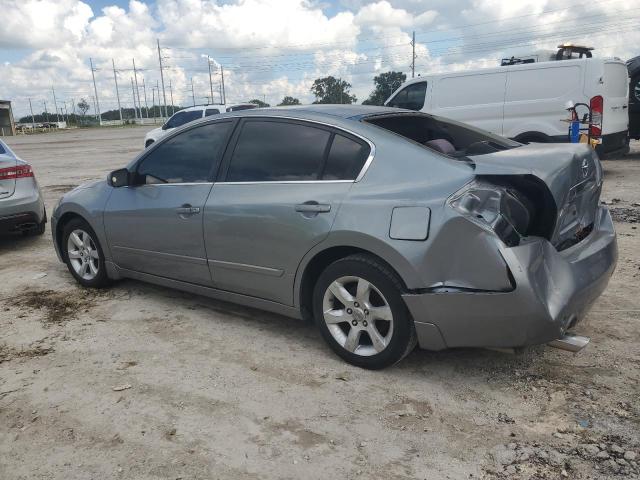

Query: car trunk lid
left=468, top=143, right=602, bottom=250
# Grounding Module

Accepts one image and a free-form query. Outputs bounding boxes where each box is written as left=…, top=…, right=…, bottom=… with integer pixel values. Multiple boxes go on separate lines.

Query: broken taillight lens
left=448, top=180, right=531, bottom=247
left=0, top=164, right=34, bottom=179
left=590, top=95, right=603, bottom=137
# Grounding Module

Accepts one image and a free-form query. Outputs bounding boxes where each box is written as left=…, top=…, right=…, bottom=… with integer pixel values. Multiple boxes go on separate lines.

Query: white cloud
left=0, top=0, right=638, bottom=119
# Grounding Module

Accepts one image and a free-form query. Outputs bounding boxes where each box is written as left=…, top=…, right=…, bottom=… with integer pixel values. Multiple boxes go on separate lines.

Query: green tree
left=310, top=76, right=356, bottom=104
left=362, top=71, right=406, bottom=106
left=249, top=99, right=270, bottom=108
left=278, top=96, right=301, bottom=106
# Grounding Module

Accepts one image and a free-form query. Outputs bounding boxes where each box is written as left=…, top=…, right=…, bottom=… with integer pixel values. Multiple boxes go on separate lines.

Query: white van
left=385, top=56, right=630, bottom=157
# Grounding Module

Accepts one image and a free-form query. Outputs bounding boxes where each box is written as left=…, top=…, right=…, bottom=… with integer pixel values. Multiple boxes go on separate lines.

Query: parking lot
left=1, top=127, right=639, bottom=479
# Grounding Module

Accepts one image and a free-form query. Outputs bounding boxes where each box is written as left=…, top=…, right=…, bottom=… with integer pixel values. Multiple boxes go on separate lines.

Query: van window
left=604, top=63, right=629, bottom=98
left=437, top=73, right=505, bottom=108
left=387, top=82, right=427, bottom=111
left=506, top=66, right=580, bottom=102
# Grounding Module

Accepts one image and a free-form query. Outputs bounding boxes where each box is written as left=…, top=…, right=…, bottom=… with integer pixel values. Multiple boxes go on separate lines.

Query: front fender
left=52, top=180, right=113, bottom=263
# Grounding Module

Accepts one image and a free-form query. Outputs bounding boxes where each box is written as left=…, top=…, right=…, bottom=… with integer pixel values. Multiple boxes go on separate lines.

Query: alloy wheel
left=67, top=229, right=100, bottom=281
left=322, top=275, right=394, bottom=356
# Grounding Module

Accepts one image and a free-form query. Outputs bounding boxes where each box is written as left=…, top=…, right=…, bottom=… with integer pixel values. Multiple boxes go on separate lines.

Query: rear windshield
left=362, top=113, right=520, bottom=158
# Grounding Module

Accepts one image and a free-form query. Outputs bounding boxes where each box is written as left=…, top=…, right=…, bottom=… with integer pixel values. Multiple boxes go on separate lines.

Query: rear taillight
left=0, top=164, right=34, bottom=180
left=590, top=95, right=603, bottom=137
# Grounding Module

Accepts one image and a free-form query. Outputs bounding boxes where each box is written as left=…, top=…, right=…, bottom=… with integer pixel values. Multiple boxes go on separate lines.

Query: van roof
left=399, top=56, right=627, bottom=84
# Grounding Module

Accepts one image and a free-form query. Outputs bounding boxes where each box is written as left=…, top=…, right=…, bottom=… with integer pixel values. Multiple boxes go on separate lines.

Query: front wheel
left=62, top=218, right=110, bottom=288
left=313, top=254, right=417, bottom=369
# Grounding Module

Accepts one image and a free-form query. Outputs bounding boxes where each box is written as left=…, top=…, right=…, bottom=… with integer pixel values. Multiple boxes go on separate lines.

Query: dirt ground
left=1, top=127, right=639, bottom=480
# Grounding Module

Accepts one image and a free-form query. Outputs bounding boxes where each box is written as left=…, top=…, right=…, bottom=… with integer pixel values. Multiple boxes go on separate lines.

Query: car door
left=204, top=118, right=372, bottom=305
left=104, top=120, right=235, bottom=285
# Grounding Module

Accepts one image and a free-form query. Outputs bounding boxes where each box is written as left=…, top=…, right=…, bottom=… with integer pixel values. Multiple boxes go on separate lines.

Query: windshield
left=165, top=110, right=203, bottom=129
left=363, top=112, right=520, bottom=158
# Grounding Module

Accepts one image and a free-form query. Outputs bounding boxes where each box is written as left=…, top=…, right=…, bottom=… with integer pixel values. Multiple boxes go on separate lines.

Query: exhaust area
left=548, top=333, right=591, bottom=353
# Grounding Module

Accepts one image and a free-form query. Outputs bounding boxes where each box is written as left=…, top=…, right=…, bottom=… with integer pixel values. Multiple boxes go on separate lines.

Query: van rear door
left=601, top=61, right=629, bottom=136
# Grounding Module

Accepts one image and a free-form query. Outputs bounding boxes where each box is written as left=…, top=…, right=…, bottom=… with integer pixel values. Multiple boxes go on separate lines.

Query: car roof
left=217, top=104, right=414, bottom=121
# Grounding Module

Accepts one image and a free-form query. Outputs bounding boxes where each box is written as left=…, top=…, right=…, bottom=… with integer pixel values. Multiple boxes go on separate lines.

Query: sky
left=0, top=0, right=638, bottom=119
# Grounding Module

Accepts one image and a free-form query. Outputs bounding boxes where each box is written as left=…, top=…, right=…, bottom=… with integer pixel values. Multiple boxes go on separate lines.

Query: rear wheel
left=62, top=218, right=110, bottom=288
left=313, top=254, right=416, bottom=369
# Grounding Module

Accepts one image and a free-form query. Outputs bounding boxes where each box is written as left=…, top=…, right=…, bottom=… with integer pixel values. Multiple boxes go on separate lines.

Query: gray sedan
left=0, top=139, right=46, bottom=236
left=51, top=105, right=617, bottom=369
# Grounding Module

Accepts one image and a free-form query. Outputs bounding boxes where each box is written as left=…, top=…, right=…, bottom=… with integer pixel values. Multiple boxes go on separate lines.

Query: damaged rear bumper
left=403, top=206, right=617, bottom=350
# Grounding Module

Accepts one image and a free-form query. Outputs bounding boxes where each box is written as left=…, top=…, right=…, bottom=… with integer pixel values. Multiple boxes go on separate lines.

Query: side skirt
left=110, top=263, right=303, bottom=320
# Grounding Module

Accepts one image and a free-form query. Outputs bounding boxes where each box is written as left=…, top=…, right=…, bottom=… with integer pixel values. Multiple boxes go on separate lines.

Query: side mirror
left=108, top=168, right=130, bottom=187
left=161, top=123, right=169, bottom=130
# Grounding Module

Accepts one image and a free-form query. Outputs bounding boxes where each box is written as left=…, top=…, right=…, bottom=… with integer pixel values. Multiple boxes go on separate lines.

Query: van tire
left=514, top=132, right=552, bottom=144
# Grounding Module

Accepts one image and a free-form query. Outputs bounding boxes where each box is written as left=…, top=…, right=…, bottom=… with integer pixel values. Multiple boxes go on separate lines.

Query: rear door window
left=387, top=82, right=427, bottom=111
left=205, top=108, right=220, bottom=117
left=226, top=120, right=330, bottom=182
left=322, top=134, right=370, bottom=180
left=138, top=122, right=233, bottom=183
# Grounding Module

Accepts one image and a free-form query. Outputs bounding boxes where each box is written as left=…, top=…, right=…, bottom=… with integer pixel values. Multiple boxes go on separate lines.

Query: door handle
left=176, top=204, right=201, bottom=215
left=295, top=202, right=331, bottom=213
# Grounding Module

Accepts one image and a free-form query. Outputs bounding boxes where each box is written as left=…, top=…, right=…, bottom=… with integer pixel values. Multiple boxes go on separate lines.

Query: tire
left=515, top=132, right=551, bottom=144
left=312, top=254, right=417, bottom=369
left=62, top=217, right=110, bottom=288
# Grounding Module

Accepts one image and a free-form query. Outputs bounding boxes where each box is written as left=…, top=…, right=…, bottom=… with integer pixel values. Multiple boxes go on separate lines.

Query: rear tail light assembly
left=590, top=95, right=603, bottom=137
left=448, top=180, right=531, bottom=247
left=0, top=164, right=34, bottom=180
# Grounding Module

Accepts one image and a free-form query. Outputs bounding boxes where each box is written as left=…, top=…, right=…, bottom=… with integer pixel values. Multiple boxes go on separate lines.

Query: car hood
left=469, top=142, right=603, bottom=249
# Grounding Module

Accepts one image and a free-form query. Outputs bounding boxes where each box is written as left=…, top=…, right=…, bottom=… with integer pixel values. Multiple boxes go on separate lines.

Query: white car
left=385, top=46, right=630, bottom=157
left=144, top=103, right=258, bottom=147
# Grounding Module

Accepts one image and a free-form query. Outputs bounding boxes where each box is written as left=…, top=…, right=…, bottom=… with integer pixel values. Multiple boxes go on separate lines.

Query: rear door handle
left=176, top=204, right=201, bottom=215
left=295, top=203, right=331, bottom=213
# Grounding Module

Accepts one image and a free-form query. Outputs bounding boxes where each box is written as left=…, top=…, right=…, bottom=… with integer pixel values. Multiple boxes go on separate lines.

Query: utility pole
left=142, top=78, right=149, bottom=120
left=207, top=56, right=214, bottom=106
left=131, top=78, right=139, bottom=122
left=220, top=65, right=226, bottom=105
left=169, top=79, right=174, bottom=116
left=52, top=87, right=60, bottom=122
left=112, top=59, right=123, bottom=124
left=28, top=98, right=35, bottom=128
left=151, top=87, right=156, bottom=124
left=89, top=58, right=103, bottom=125
left=191, top=77, right=196, bottom=107
left=157, top=39, right=168, bottom=118
left=411, top=31, right=416, bottom=78
left=133, top=58, right=143, bottom=119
